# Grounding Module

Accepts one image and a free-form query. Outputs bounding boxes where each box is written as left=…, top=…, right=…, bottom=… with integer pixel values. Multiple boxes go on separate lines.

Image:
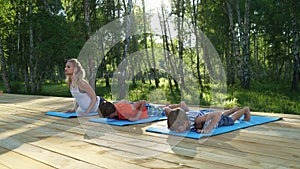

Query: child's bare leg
left=229, top=107, right=250, bottom=121
left=243, top=107, right=251, bottom=121
left=166, top=103, right=181, bottom=109
left=180, top=101, right=189, bottom=112
left=222, top=106, right=240, bottom=116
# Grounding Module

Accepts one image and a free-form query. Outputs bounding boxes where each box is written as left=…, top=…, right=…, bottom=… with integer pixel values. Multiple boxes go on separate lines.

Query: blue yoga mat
left=146, top=115, right=282, bottom=139
left=46, top=111, right=98, bottom=118
left=89, top=116, right=167, bottom=126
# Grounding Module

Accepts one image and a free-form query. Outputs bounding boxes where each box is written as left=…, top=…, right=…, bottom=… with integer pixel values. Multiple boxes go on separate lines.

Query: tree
left=226, top=0, right=240, bottom=85
left=241, top=0, right=251, bottom=89
left=0, top=0, right=13, bottom=93
left=290, top=1, right=299, bottom=91
left=0, top=37, right=11, bottom=93
left=118, top=0, right=133, bottom=99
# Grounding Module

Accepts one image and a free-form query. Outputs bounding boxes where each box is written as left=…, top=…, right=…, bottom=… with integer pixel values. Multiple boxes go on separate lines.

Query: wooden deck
left=0, top=94, right=299, bottom=169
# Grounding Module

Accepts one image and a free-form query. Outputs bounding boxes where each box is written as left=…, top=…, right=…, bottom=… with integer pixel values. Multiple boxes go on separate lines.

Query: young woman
left=64, top=58, right=106, bottom=116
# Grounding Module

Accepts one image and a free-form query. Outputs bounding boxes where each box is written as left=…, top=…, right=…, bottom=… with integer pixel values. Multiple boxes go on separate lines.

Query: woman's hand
left=78, top=111, right=89, bottom=116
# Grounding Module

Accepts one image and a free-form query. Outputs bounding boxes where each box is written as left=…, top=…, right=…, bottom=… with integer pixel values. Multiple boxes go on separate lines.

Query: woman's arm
left=65, top=102, right=79, bottom=113
left=78, top=80, right=97, bottom=115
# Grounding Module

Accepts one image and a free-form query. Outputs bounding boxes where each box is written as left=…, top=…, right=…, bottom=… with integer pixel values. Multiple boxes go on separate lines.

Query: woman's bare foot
left=243, top=107, right=251, bottom=121
left=180, top=101, right=189, bottom=112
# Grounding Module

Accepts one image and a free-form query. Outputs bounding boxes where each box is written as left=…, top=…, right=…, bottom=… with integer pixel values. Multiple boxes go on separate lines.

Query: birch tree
left=241, top=0, right=251, bottom=89
left=83, top=0, right=97, bottom=90
left=0, top=0, right=12, bottom=93
left=226, top=0, right=240, bottom=85
left=28, top=1, right=36, bottom=93
left=0, top=37, right=11, bottom=93
left=191, top=0, right=204, bottom=95
left=290, top=1, right=299, bottom=91
left=117, top=0, right=133, bottom=99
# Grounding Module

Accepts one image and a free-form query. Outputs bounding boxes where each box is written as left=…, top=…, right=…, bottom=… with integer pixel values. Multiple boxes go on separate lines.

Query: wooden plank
left=1, top=113, right=299, bottom=169
left=1, top=114, right=212, bottom=168
left=0, top=137, right=104, bottom=169
left=1, top=108, right=298, bottom=160
left=0, top=163, right=10, bottom=169
left=1, top=94, right=300, bottom=169
left=0, top=115, right=176, bottom=168
left=0, top=109, right=240, bottom=166
left=0, top=147, right=55, bottom=169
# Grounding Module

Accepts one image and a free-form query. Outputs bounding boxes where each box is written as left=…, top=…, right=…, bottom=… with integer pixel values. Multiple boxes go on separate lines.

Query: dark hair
left=99, top=101, right=116, bottom=118
left=167, top=109, right=189, bottom=131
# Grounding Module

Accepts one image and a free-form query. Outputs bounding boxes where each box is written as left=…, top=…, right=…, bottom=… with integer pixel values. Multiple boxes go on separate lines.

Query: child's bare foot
left=243, top=107, right=251, bottom=121
left=180, top=101, right=189, bottom=112
left=164, top=107, right=171, bottom=116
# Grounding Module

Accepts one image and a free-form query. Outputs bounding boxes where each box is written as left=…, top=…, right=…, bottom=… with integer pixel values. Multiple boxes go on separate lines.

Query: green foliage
left=41, top=83, right=72, bottom=97
left=1, top=80, right=299, bottom=115
left=228, top=82, right=300, bottom=115
left=1, top=0, right=300, bottom=116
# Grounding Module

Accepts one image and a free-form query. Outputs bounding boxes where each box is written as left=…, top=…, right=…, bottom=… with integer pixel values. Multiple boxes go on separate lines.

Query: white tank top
left=70, top=85, right=100, bottom=113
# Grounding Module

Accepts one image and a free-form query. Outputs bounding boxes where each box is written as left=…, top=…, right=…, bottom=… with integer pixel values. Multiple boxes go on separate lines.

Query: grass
left=228, top=81, right=300, bottom=114
left=0, top=80, right=299, bottom=115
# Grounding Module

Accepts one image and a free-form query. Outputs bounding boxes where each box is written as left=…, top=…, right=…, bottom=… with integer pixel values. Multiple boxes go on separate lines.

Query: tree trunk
left=0, top=37, right=11, bottom=93
left=84, top=0, right=91, bottom=39
left=254, top=31, right=258, bottom=70
left=84, top=0, right=96, bottom=90
left=241, top=0, right=251, bottom=89
left=142, top=0, right=148, bottom=77
left=43, top=0, right=51, bottom=13
left=163, top=8, right=178, bottom=91
left=235, top=0, right=245, bottom=85
left=159, top=8, right=173, bottom=92
left=118, top=0, right=132, bottom=99
left=150, top=34, right=159, bottom=87
left=177, top=0, right=185, bottom=92
left=291, top=2, right=299, bottom=91
left=226, top=40, right=234, bottom=85
left=28, top=1, right=36, bottom=94
left=226, top=0, right=239, bottom=85
left=192, top=0, right=203, bottom=97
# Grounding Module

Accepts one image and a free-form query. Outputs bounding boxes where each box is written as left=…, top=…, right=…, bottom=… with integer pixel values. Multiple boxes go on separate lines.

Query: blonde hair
left=167, top=108, right=189, bottom=131
left=65, top=58, right=86, bottom=87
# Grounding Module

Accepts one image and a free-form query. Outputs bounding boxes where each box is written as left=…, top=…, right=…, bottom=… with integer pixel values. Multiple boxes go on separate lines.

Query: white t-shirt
left=70, top=85, right=100, bottom=112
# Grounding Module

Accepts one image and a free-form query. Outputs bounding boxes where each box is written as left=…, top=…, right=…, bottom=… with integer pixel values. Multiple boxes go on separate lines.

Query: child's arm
left=118, top=99, right=131, bottom=104
left=195, top=111, right=222, bottom=133
left=128, top=110, right=143, bottom=121
left=129, top=100, right=146, bottom=121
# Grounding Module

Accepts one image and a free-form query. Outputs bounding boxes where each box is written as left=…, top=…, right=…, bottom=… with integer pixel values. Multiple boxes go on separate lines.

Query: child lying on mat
left=167, top=106, right=251, bottom=133
left=99, top=100, right=189, bottom=121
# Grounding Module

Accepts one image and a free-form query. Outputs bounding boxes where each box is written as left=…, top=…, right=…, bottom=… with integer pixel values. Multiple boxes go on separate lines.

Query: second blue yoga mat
left=146, top=115, right=282, bottom=139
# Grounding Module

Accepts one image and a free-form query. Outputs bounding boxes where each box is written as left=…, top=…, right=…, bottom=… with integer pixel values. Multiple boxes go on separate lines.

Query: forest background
left=0, top=0, right=299, bottom=115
